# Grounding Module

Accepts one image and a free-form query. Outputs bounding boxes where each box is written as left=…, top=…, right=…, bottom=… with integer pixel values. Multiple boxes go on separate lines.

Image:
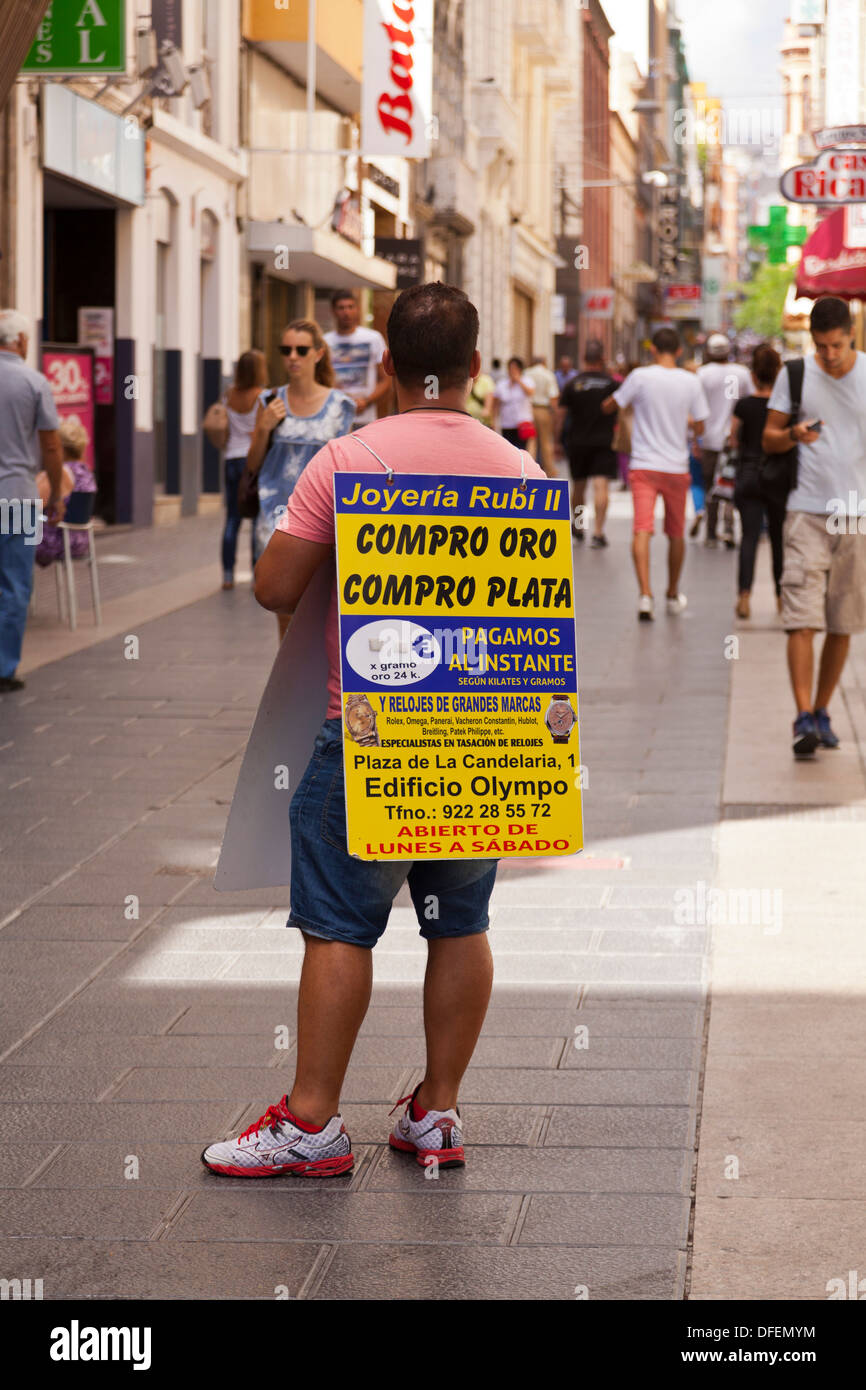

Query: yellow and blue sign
left=334, top=473, right=583, bottom=860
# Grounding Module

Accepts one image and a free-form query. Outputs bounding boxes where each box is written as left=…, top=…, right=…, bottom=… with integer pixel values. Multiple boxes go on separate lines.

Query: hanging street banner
left=334, top=474, right=584, bottom=862
left=361, top=0, right=433, bottom=159
left=21, top=1, right=126, bottom=74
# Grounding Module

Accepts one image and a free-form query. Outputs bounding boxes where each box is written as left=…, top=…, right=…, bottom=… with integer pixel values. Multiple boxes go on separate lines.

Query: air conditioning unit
left=136, top=27, right=158, bottom=77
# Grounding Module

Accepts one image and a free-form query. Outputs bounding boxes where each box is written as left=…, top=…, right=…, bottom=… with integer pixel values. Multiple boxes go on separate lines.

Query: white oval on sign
left=345, top=620, right=441, bottom=686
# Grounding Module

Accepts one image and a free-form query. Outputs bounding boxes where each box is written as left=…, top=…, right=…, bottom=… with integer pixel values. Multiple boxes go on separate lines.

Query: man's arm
left=601, top=394, right=619, bottom=415
left=689, top=417, right=706, bottom=441
left=254, top=531, right=332, bottom=614
left=38, top=429, right=64, bottom=518
left=357, top=360, right=391, bottom=414
left=763, top=408, right=820, bottom=454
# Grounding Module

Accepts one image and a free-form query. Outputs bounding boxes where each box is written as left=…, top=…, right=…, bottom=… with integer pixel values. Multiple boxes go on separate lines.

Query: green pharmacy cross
left=748, top=206, right=807, bottom=266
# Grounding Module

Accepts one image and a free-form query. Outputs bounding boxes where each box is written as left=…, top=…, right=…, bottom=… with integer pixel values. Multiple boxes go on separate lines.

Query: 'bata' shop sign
left=781, top=147, right=866, bottom=203
left=361, top=0, right=433, bottom=159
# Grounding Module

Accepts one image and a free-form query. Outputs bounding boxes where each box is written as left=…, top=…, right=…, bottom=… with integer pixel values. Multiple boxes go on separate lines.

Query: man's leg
left=629, top=470, right=655, bottom=595
left=662, top=472, right=689, bottom=598
left=702, top=450, right=719, bottom=541
left=287, top=936, right=373, bottom=1127
left=814, top=633, right=850, bottom=712
left=632, top=531, right=651, bottom=595
left=0, top=530, right=37, bottom=680
left=592, top=476, right=609, bottom=537
left=787, top=630, right=815, bottom=714
left=416, top=934, right=494, bottom=1112
left=570, top=476, right=587, bottom=533
left=667, top=536, right=686, bottom=598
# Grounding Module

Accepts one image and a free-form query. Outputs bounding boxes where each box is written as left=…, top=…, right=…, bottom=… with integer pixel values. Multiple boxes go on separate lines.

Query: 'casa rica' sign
left=781, top=146, right=866, bottom=204
left=361, top=0, right=434, bottom=160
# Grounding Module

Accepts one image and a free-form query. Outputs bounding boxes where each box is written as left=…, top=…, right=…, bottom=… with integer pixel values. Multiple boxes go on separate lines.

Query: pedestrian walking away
left=558, top=338, right=619, bottom=547
left=325, top=290, right=391, bottom=427
left=245, top=320, right=355, bottom=641
left=0, top=309, right=63, bottom=693
left=602, top=326, right=709, bottom=621
left=525, top=353, right=560, bottom=477
left=762, top=296, right=866, bottom=760
left=695, top=333, right=752, bottom=547
left=201, top=282, right=547, bottom=1179
left=217, top=349, right=267, bottom=590
left=493, top=355, right=536, bottom=448
left=728, top=343, right=784, bottom=621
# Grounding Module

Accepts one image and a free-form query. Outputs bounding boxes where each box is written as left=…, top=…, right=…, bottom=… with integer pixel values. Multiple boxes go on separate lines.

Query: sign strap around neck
left=352, top=429, right=528, bottom=487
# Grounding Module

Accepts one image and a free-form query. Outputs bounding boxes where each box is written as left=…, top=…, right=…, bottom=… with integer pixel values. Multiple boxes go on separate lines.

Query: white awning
left=246, top=222, right=397, bottom=291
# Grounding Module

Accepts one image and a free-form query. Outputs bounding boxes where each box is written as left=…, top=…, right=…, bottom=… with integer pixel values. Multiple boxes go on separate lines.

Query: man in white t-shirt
left=324, top=291, right=390, bottom=427
left=602, top=326, right=709, bottom=621
left=525, top=355, right=559, bottom=477
left=696, top=334, right=752, bottom=547
left=762, top=296, right=866, bottom=760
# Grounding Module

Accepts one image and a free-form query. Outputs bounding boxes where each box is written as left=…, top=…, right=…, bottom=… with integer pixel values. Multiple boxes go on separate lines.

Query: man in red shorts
left=602, top=326, right=708, bottom=620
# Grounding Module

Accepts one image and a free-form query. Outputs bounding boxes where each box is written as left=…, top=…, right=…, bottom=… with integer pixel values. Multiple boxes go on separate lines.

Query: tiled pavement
left=0, top=497, right=828, bottom=1300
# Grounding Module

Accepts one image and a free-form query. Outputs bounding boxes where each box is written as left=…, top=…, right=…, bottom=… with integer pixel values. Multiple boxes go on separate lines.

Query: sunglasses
left=279, top=344, right=312, bottom=357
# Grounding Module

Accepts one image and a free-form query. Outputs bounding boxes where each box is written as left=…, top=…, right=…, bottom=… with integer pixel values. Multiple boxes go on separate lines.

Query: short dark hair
left=811, top=296, right=852, bottom=335
left=330, top=289, right=357, bottom=309
left=652, top=326, right=681, bottom=356
left=583, top=338, right=604, bottom=364
left=751, top=343, right=781, bottom=389
left=385, top=283, right=479, bottom=391
left=508, top=355, right=524, bottom=371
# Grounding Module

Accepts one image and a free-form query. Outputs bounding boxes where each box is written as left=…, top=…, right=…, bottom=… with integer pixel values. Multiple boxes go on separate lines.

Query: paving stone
left=369, top=1145, right=690, bottom=1194
left=337, top=1104, right=540, bottom=1147
left=457, top=1067, right=695, bottom=1105
left=0, top=1101, right=239, bottom=1144
left=0, top=904, right=160, bottom=942
left=568, top=1005, right=702, bottom=1036
left=313, top=1242, right=685, bottom=1300
left=545, top=1106, right=695, bottom=1149
left=0, top=1066, right=128, bottom=1102
left=562, top=1036, right=702, bottom=1070
left=10, top=1032, right=281, bottom=1069
left=0, top=1189, right=183, bottom=1239
left=170, top=1190, right=518, bottom=1244
left=519, top=1193, right=691, bottom=1247
left=0, top=1238, right=323, bottom=1300
left=110, top=1065, right=404, bottom=1103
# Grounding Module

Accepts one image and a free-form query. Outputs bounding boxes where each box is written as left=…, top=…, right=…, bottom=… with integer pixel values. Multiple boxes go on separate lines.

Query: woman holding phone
left=729, top=343, right=784, bottom=620
left=246, top=320, right=355, bottom=639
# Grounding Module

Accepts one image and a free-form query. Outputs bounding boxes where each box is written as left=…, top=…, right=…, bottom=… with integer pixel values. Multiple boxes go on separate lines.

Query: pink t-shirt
left=277, top=411, right=547, bottom=717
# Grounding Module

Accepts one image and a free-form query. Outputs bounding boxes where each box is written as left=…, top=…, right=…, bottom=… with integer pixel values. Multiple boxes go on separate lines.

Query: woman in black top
left=729, top=344, right=784, bottom=620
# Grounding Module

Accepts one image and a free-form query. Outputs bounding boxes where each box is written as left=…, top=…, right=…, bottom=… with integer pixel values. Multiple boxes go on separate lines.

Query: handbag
left=202, top=395, right=229, bottom=450
left=711, top=448, right=738, bottom=503
left=517, top=419, right=537, bottom=441
left=759, top=358, right=804, bottom=504
left=237, top=389, right=280, bottom=521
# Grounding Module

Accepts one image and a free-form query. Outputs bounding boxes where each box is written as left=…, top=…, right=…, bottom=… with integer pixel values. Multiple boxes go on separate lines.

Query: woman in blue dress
left=246, top=318, right=355, bottom=639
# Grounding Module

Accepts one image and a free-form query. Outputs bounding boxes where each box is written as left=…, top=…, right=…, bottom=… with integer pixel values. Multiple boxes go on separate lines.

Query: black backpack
left=759, top=358, right=804, bottom=505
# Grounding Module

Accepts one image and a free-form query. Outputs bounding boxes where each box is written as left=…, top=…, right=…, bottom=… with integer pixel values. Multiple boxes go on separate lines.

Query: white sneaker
left=666, top=593, right=688, bottom=615
left=638, top=594, right=654, bottom=622
left=201, top=1094, right=353, bottom=1178
left=389, top=1085, right=465, bottom=1169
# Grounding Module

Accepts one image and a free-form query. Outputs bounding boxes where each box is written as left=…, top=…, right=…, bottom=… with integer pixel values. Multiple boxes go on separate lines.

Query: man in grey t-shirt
left=0, top=310, right=63, bottom=692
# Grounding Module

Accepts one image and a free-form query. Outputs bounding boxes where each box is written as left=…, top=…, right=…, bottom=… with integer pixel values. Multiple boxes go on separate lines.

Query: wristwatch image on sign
left=344, top=693, right=380, bottom=747
left=545, top=695, right=577, bottom=744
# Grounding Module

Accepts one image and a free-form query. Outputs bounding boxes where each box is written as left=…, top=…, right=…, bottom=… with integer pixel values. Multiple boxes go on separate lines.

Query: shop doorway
left=42, top=176, right=117, bottom=520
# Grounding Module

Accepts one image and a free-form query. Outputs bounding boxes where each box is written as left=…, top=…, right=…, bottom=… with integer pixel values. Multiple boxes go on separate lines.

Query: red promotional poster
left=40, top=345, right=96, bottom=469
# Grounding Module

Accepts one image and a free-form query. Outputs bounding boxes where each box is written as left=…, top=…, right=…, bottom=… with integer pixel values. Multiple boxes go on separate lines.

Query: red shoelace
left=239, top=1097, right=290, bottom=1141
left=388, top=1092, right=415, bottom=1117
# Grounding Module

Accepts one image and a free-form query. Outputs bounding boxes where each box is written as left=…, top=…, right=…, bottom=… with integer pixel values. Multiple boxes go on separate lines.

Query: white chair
left=54, top=491, right=102, bottom=631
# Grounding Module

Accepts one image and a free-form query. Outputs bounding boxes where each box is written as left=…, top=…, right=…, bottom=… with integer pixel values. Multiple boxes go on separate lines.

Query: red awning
left=796, top=207, right=866, bottom=300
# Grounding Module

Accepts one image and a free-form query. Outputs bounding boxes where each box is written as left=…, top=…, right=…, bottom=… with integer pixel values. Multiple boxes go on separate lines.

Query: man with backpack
left=762, top=296, right=866, bottom=759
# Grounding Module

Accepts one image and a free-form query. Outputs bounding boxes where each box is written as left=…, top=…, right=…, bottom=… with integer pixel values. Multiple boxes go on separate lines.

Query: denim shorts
left=288, top=719, right=498, bottom=948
